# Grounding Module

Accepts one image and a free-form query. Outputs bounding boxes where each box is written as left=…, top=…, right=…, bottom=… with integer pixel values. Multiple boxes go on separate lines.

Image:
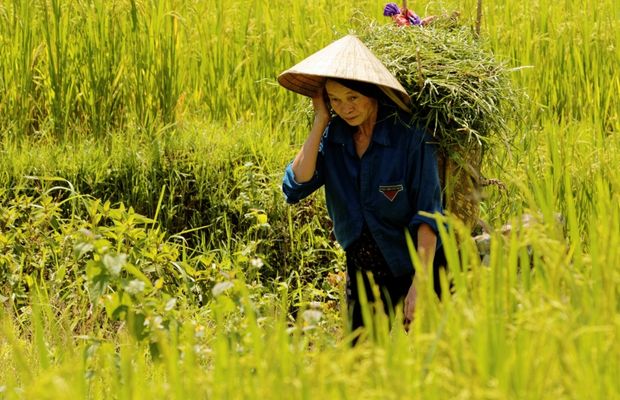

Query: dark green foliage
left=0, top=147, right=343, bottom=341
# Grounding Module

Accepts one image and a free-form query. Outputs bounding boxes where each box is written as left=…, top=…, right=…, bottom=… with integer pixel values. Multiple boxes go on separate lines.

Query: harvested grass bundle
left=354, top=14, right=519, bottom=148
left=352, top=14, right=522, bottom=229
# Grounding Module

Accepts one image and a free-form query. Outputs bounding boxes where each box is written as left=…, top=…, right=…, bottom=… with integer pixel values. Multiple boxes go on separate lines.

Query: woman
left=279, top=35, right=444, bottom=340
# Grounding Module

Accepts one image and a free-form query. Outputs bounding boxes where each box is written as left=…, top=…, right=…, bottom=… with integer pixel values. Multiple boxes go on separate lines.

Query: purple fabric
left=408, top=13, right=422, bottom=25
left=383, top=3, right=401, bottom=16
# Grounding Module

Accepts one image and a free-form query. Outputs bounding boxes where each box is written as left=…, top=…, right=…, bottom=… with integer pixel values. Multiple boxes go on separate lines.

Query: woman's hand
left=403, top=223, right=437, bottom=332
left=403, top=280, right=418, bottom=332
left=311, top=89, right=330, bottom=127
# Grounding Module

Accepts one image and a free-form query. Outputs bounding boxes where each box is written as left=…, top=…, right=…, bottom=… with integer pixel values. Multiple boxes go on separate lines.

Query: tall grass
left=0, top=0, right=619, bottom=398
left=0, top=0, right=38, bottom=138
left=487, top=0, right=618, bottom=130
left=0, top=0, right=390, bottom=140
left=1, top=202, right=618, bottom=398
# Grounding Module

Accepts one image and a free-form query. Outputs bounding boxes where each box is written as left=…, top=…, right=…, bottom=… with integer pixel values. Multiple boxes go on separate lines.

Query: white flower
left=125, top=279, right=145, bottom=295
left=302, top=310, right=323, bottom=325
left=212, top=281, right=234, bottom=297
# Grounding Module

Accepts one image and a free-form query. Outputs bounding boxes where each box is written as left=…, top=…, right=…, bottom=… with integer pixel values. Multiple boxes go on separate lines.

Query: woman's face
left=325, top=80, right=378, bottom=127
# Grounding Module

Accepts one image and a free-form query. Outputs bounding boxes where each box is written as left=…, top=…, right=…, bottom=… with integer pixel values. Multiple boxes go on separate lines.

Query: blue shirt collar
left=327, top=107, right=400, bottom=148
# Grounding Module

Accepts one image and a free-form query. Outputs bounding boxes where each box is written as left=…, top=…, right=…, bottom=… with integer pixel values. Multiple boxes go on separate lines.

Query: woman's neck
left=356, top=104, right=379, bottom=139
left=353, top=113, right=378, bottom=158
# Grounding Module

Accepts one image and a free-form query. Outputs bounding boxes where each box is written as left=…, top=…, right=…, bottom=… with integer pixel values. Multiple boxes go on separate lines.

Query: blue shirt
left=282, top=109, right=443, bottom=277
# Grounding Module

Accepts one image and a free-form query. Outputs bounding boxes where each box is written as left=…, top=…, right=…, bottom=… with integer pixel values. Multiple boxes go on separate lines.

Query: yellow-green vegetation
left=0, top=0, right=618, bottom=399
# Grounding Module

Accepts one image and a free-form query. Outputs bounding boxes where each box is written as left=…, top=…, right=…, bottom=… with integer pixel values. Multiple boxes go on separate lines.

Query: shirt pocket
left=375, top=182, right=412, bottom=224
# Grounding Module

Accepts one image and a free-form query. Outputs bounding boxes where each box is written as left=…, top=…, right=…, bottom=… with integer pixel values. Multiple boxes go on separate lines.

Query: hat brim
left=277, top=35, right=412, bottom=113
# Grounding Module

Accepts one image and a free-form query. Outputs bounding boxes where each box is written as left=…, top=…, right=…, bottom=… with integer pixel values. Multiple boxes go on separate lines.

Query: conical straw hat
left=278, top=35, right=411, bottom=113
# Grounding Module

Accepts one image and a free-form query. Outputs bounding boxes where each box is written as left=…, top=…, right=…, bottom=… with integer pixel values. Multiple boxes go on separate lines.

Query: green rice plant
left=1, top=215, right=617, bottom=400
left=76, top=0, right=126, bottom=139
left=0, top=0, right=394, bottom=141
left=0, top=0, right=619, bottom=398
left=480, top=0, right=619, bottom=131
left=0, top=0, right=40, bottom=140
left=0, top=0, right=616, bottom=141
left=39, top=0, right=76, bottom=138
left=1, top=196, right=620, bottom=400
left=124, top=0, right=182, bottom=132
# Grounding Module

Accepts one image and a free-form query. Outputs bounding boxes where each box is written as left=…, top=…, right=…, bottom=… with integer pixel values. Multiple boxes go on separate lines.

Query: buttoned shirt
left=282, top=109, right=443, bottom=277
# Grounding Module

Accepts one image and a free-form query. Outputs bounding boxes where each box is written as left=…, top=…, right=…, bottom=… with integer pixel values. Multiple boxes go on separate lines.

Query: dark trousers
left=346, top=268, right=412, bottom=337
left=346, top=246, right=447, bottom=342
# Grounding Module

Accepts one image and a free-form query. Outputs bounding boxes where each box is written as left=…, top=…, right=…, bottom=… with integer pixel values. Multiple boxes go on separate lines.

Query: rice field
left=0, top=0, right=618, bottom=399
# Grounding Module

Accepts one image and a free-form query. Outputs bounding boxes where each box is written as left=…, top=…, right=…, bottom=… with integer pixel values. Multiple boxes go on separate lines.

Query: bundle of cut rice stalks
left=352, top=12, right=522, bottom=230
